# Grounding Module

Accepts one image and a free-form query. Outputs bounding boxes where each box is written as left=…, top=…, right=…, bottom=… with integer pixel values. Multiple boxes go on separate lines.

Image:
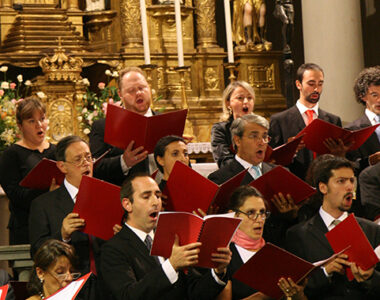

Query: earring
left=227, top=106, right=232, bottom=114
left=40, top=277, right=44, bottom=284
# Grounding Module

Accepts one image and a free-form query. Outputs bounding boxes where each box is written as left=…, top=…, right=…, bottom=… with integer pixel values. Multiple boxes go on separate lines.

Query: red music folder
left=104, top=104, right=188, bottom=153
left=0, top=284, right=8, bottom=300
left=249, top=166, right=316, bottom=212
left=73, top=176, right=123, bottom=240
left=45, top=273, right=91, bottom=300
left=233, top=243, right=318, bottom=300
left=264, top=135, right=304, bottom=166
left=296, top=119, right=380, bottom=154
left=19, top=158, right=64, bottom=190
left=325, top=214, right=379, bottom=281
left=151, top=212, right=241, bottom=268
left=164, top=161, right=248, bottom=213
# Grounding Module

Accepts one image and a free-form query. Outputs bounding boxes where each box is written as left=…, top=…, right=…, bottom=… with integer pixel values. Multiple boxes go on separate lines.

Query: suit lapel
left=232, top=159, right=254, bottom=184
left=56, top=186, right=75, bottom=215
left=307, top=214, right=333, bottom=253
left=289, top=106, right=306, bottom=132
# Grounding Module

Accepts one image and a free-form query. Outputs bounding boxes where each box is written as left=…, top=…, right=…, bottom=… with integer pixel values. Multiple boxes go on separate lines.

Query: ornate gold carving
left=204, top=67, right=219, bottom=91
left=39, top=39, right=83, bottom=81
left=120, top=0, right=142, bottom=49
left=48, top=97, right=74, bottom=142
left=248, top=64, right=274, bottom=89
left=194, top=0, right=218, bottom=49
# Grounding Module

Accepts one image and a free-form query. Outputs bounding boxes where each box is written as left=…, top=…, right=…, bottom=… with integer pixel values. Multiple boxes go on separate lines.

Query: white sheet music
left=46, top=279, right=85, bottom=300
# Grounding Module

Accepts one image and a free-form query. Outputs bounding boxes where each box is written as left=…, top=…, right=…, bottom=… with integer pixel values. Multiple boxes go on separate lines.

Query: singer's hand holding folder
left=151, top=212, right=241, bottom=268
left=104, top=104, right=188, bottom=153
left=164, top=161, right=248, bottom=213
left=296, top=118, right=380, bottom=154
left=73, top=176, right=123, bottom=240
left=325, top=213, right=380, bottom=281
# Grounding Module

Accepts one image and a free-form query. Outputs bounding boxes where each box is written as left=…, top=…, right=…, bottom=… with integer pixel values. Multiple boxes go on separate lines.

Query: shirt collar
left=144, top=108, right=153, bottom=117
left=64, top=178, right=79, bottom=203
left=296, top=100, right=319, bottom=116
left=125, top=223, right=154, bottom=243
left=365, top=108, right=379, bottom=126
left=235, top=155, right=262, bottom=170
left=319, top=206, right=348, bottom=230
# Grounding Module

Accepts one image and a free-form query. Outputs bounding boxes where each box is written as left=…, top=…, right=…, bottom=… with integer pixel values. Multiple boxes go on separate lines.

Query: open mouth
left=136, top=98, right=144, bottom=104
left=149, top=211, right=158, bottom=220
left=37, top=130, right=44, bottom=136
left=242, top=107, right=249, bottom=113
left=344, top=193, right=353, bottom=202
left=253, top=226, right=262, bottom=234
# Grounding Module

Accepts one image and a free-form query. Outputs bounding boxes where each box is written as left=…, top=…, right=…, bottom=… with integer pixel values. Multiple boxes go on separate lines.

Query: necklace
left=39, top=291, right=45, bottom=299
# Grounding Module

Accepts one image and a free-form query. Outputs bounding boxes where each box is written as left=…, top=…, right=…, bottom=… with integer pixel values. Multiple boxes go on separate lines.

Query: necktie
left=144, top=235, right=160, bottom=265
left=305, top=109, right=317, bottom=159
left=251, top=165, right=262, bottom=179
left=375, top=115, right=380, bottom=142
left=305, top=109, right=314, bottom=126
left=331, top=219, right=341, bottom=227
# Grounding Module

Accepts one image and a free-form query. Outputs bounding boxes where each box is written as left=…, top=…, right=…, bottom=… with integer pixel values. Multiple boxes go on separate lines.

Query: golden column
left=120, top=0, right=143, bottom=51
left=194, top=0, right=219, bottom=50
left=67, top=0, right=80, bottom=11
left=0, top=0, right=12, bottom=9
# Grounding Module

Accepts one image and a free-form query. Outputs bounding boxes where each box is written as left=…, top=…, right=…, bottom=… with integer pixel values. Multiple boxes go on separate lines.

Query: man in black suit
left=345, top=66, right=380, bottom=171
left=89, top=67, right=155, bottom=186
left=269, top=63, right=343, bottom=180
left=286, top=156, right=380, bottom=299
left=29, top=136, right=105, bottom=300
left=359, top=163, right=380, bottom=222
left=100, top=173, right=232, bottom=300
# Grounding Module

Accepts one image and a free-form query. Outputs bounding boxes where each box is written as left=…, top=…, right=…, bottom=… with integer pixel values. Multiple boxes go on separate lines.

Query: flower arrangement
left=79, top=70, right=121, bottom=135
left=0, top=66, right=32, bottom=152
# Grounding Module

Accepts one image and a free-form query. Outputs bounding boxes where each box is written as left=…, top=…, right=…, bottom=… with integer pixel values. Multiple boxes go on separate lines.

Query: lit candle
left=140, top=0, right=151, bottom=65
left=174, top=0, right=184, bottom=67
left=223, top=0, right=234, bottom=63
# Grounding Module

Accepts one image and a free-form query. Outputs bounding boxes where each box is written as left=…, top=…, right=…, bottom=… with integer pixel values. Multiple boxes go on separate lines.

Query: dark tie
left=144, top=235, right=160, bottom=266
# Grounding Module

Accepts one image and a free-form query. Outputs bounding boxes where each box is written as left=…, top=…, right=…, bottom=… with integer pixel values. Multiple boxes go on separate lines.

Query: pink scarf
left=231, top=229, right=265, bottom=251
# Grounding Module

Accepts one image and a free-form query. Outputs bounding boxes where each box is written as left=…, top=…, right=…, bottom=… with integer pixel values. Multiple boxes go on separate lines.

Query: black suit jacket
left=100, top=225, right=225, bottom=300
left=286, top=213, right=380, bottom=299
left=359, top=164, right=380, bottom=221
left=269, top=105, right=342, bottom=180
left=345, top=114, right=380, bottom=171
left=211, top=116, right=235, bottom=168
left=89, top=118, right=150, bottom=186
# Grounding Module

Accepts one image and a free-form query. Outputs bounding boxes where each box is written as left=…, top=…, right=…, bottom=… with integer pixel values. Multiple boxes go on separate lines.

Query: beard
left=305, top=92, right=320, bottom=104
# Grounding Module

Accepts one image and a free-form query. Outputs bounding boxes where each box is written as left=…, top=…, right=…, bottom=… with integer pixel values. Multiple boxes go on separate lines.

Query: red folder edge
left=44, top=273, right=91, bottom=300
left=264, top=134, right=304, bottom=166
left=0, top=284, right=9, bottom=300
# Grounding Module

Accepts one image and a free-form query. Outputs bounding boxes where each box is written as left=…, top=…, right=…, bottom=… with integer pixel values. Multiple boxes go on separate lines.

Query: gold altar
left=0, top=0, right=286, bottom=142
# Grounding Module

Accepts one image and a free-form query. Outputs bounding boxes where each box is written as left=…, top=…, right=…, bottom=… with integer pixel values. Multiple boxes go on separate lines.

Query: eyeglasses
left=231, top=95, right=254, bottom=102
left=234, top=209, right=271, bottom=221
left=244, top=133, right=271, bottom=144
left=48, top=271, right=81, bottom=281
left=65, top=154, right=94, bottom=167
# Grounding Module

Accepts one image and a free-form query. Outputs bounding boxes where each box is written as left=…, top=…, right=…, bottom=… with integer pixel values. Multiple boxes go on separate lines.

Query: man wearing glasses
left=29, top=135, right=104, bottom=300
left=89, top=66, right=155, bottom=186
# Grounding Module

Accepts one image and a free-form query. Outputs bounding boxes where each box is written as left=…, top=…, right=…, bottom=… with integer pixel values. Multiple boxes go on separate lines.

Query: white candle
left=140, top=0, right=151, bottom=65
left=174, top=0, right=184, bottom=67
left=223, top=0, right=234, bottom=63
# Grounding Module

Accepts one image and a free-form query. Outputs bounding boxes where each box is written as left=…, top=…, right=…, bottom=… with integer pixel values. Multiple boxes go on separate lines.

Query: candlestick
left=140, top=0, right=151, bottom=65
left=223, top=0, right=234, bottom=63
left=224, top=63, right=237, bottom=82
left=174, top=0, right=185, bottom=67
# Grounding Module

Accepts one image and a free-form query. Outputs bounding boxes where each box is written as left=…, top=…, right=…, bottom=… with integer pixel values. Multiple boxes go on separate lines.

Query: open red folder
left=19, top=158, right=64, bottom=190
left=104, top=104, right=188, bottom=153
left=233, top=243, right=338, bottom=300
left=0, top=284, right=8, bottom=300
left=296, top=119, right=380, bottom=154
left=73, top=176, right=123, bottom=240
left=151, top=212, right=241, bottom=268
left=325, top=213, right=379, bottom=281
left=249, top=166, right=316, bottom=212
left=264, top=134, right=304, bottom=166
left=45, top=273, right=91, bottom=300
left=164, top=161, right=248, bottom=213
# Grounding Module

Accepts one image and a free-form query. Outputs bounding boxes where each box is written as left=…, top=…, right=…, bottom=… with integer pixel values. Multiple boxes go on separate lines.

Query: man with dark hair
left=286, top=156, right=380, bottom=299
left=89, top=67, right=155, bottom=186
left=153, top=135, right=189, bottom=191
left=100, top=173, right=231, bottom=300
left=269, top=63, right=343, bottom=180
left=29, top=135, right=104, bottom=300
left=345, top=66, right=380, bottom=170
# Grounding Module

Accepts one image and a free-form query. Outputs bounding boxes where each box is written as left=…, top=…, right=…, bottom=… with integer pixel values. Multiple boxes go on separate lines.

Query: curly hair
left=353, top=66, right=380, bottom=105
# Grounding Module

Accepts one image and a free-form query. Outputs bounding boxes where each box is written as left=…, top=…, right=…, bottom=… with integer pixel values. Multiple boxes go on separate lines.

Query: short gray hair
left=230, top=114, right=269, bottom=148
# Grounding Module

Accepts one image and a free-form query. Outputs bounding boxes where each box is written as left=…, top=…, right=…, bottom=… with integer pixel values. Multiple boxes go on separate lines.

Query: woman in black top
left=211, top=81, right=255, bottom=168
left=0, top=96, right=56, bottom=245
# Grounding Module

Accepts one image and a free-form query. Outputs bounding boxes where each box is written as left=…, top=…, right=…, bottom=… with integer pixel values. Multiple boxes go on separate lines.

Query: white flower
left=77, top=116, right=83, bottom=121
left=17, top=75, right=23, bottom=82
left=82, top=78, right=90, bottom=86
left=82, top=108, right=88, bottom=114
left=0, top=66, right=8, bottom=73
left=24, top=80, right=32, bottom=86
left=105, top=69, right=112, bottom=76
left=83, top=128, right=90, bottom=135
left=36, top=91, right=47, bottom=99
left=87, top=113, right=93, bottom=121
left=112, top=71, right=119, bottom=78
left=1, top=82, right=9, bottom=89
